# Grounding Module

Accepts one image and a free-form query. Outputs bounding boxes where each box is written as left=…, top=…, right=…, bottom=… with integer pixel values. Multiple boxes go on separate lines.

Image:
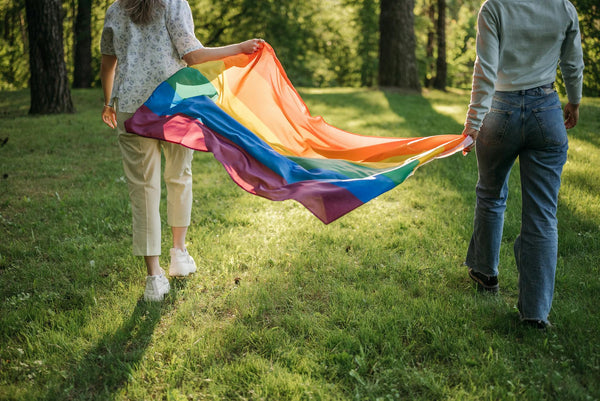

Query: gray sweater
left=465, top=0, right=584, bottom=130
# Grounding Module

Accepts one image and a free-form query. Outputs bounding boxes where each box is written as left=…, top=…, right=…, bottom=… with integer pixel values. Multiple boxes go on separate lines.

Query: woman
left=100, top=0, right=263, bottom=301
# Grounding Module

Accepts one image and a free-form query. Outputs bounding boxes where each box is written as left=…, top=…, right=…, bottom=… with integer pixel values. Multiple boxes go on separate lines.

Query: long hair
left=120, top=0, right=164, bottom=25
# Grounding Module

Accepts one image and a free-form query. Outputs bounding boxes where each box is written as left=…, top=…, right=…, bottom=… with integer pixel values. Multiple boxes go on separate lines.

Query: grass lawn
left=0, top=87, right=598, bottom=400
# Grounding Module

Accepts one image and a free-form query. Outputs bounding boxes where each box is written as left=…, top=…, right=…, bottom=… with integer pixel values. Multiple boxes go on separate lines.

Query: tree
left=24, top=0, right=74, bottom=114
left=1, top=0, right=597, bottom=94
left=424, top=0, right=435, bottom=87
left=193, top=0, right=361, bottom=87
left=569, top=0, right=600, bottom=96
left=0, top=0, right=28, bottom=90
left=73, top=0, right=92, bottom=88
left=356, top=0, right=379, bottom=87
left=378, top=0, right=420, bottom=90
left=432, top=0, right=447, bottom=90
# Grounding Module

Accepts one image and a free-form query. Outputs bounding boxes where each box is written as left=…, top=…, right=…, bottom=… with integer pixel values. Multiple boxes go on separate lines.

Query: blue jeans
left=465, top=86, right=568, bottom=323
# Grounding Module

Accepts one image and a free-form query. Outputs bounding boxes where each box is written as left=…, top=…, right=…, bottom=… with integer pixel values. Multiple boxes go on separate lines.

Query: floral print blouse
left=100, top=0, right=203, bottom=113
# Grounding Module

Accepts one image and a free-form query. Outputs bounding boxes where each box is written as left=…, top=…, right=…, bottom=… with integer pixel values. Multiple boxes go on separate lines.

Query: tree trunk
left=358, top=0, right=379, bottom=87
left=433, top=0, right=447, bottom=90
left=25, top=0, right=74, bottom=114
left=378, top=0, right=420, bottom=91
left=425, top=0, right=435, bottom=87
left=73, top=0, right=92, bottom=88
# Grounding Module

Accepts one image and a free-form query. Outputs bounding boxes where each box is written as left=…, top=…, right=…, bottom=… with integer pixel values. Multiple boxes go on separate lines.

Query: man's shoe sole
left=468, top=268, right=499, bottom=293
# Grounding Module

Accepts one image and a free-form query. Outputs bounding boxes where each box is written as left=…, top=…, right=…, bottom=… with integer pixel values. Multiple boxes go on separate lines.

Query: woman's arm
left=100, top=54, right=118, bottom=129
left=182, top=39, right=264, bottom=66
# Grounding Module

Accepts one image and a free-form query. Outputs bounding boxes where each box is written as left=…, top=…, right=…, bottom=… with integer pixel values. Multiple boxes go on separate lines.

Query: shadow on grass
left=382, top=90, right=465, bottom=136
left=43, top=279, right=189, bottom=401
left=575, top=101, right=600, bottom=148
left=372, top=89, right=599, bottom=333
left=0, top=89, right=29, bottom=118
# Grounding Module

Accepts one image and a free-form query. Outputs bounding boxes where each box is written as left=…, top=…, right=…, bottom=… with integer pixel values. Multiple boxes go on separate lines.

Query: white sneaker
left=169, top=248, right=197, bottom=277
left=144, top=269, right=170, bottom=301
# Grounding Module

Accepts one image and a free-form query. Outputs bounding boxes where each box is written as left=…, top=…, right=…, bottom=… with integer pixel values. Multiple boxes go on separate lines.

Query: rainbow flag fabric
left=125, top=43, right=470, bottom=224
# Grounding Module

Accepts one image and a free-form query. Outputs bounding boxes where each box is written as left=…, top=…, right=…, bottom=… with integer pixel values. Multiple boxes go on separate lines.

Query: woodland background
left=1, top=0, right=599, bottom=111
left=1, top=1, right=599, bottom=399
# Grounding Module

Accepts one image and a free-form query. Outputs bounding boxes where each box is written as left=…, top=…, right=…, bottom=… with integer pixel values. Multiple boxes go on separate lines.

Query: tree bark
left=358, top=0, right=379, bottom=87
left=378, top=0, right=420, bottom=91
left=73, top=0, right=92, bottom=88
left=25, top=0, right=74, bottom=114
left=432, top=0, right=447, bottom=90
left=425, top=0, right=435, bottom=87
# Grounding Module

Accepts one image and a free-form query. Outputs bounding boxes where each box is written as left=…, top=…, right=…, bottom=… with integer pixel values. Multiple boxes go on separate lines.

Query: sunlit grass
left=0, top=88, right=598, bottom=400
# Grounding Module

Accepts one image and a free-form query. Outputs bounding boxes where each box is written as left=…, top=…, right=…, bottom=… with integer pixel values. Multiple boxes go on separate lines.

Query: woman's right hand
left=239, top=38, right=265, bottom=54
left=184, top=39, right=265, bottom=66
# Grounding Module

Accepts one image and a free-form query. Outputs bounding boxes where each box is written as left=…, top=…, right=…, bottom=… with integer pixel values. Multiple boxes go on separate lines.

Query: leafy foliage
left=0, top=0, right=598, bottom=94
left=571, top=0, right=600, bottom=96
left=0, top=0, right=28, bottom=90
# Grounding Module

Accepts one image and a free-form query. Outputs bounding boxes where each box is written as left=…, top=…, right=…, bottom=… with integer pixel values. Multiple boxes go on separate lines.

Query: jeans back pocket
left=532, top=105, right=568, bottom=146
left=480, top=108, right=512, bottom=145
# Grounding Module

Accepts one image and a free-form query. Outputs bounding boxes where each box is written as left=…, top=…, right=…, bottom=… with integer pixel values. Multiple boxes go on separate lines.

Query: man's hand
left=462, top=126, right=479, bottom=154
left=564, top=102, right=580, bottom=129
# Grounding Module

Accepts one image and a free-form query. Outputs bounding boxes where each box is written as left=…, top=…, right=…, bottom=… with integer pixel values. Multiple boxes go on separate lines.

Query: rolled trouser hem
left=132, top=250, right=162, bottom=257
left=132, top=243, right=162, bottom=257
left=167, top=219, right=191, bottom=228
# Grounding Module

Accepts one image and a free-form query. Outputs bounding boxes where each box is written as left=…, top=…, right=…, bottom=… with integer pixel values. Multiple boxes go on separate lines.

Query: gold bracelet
left=104, top=104, right=114, bottom=108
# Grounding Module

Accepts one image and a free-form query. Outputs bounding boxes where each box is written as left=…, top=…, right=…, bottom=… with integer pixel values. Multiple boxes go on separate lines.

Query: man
left=462, top=0, right=584, bottom=328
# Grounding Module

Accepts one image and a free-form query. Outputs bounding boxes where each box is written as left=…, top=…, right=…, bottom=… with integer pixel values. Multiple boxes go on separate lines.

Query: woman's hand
left=102, top=105, right=117, bottom=129
left=239, top=38, right=265, bottom=54
left=100, top=54, right=118, bottom=128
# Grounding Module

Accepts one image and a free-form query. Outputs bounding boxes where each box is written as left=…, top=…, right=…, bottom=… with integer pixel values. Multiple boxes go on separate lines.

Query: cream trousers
left=117, top=111, right=194, bottom=256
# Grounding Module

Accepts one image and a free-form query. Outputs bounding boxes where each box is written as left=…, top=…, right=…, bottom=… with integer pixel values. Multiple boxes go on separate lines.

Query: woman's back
left=101, top=0, right=203, bottom=112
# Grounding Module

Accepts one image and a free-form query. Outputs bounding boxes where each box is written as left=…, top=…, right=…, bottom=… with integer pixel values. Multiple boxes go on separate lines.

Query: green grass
left=1, top=87, right=599, bottom=401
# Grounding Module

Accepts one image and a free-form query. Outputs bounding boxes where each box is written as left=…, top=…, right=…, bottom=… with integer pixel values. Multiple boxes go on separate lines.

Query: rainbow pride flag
left=125, top=43, right=470, bottom=224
